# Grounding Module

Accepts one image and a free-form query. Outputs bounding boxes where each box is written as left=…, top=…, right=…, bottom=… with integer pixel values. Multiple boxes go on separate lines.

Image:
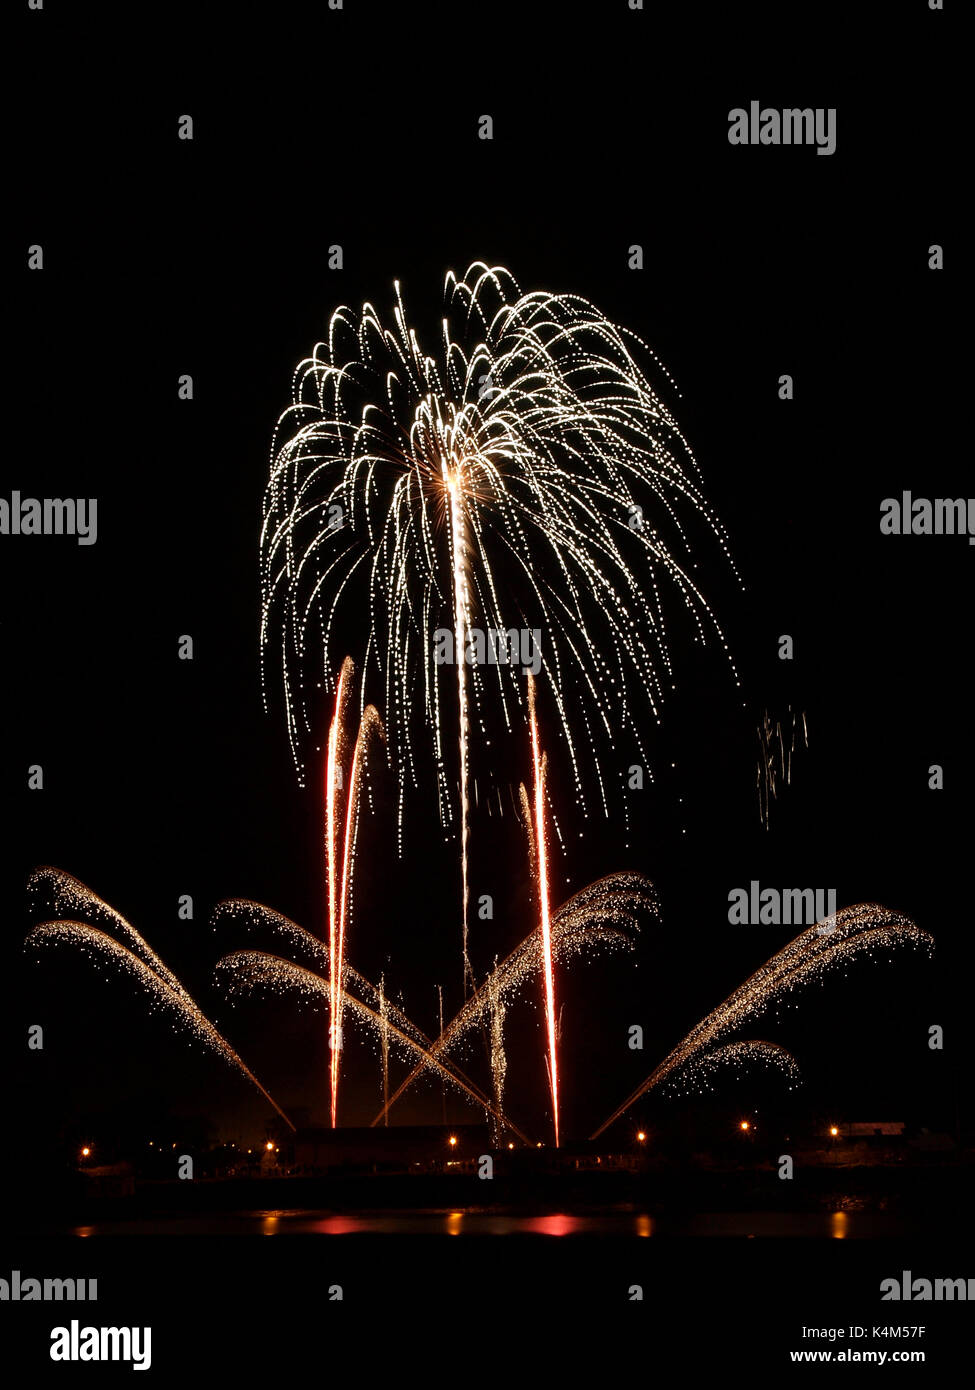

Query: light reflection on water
left=522, top=1213, right=581, bottom=1236
left=68, top=1206, right=915, bottom=1238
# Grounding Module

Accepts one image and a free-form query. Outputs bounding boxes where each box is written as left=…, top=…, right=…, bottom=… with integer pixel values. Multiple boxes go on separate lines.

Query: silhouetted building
left=294, top=1124, right=489, bottom=1173
left=838, top=1122, right=905, bottom=1137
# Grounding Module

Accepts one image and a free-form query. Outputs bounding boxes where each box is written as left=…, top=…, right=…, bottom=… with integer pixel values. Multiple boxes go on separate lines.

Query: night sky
left=7, top=2, right=968, bottom=1159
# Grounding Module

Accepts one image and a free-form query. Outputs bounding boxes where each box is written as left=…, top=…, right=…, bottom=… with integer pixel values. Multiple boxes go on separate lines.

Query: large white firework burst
left=260, top=262, right=738, bottom=841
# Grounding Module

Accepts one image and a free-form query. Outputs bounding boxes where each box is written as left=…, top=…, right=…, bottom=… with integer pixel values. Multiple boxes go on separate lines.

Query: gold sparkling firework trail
left=437, top=984, right=446, bottom=1124
left=656, top=1040, right=800, bottom=1095
left=378, top=973, right=390, bottom=1127
left=24, top=871, right=294, bottom=1130
left=487, top=958, right=507, bottom=1146
left=591, top=903, right=933, bottom=1138
left=29, top=867, right=183, bottom=989
left=757, top=706, right=808, bottom=827
left=528, top=672, right=560, bottom=1147
left=371, top=872, right=657, bottom=1126
left=212, top=899, right=431, bottom=1049
left=215, top=950, right=531, bottom=1144
left=210, top=898, right=503, bottom=1127
left=260, top=263, right=739, bottom=947
left=213, top=881, right=649, bottom=1141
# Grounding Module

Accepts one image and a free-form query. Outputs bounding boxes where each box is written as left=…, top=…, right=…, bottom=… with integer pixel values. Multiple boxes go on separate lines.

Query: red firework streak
left=528, top=673, right=560, bottom=1147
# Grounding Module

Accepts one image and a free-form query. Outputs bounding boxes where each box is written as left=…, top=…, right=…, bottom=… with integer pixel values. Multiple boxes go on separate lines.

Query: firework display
left=20, top=267, right=939, bottom=1151
left=260, top=264, right=740, bottom=981
left=8, top=5, right=964, bottom=1373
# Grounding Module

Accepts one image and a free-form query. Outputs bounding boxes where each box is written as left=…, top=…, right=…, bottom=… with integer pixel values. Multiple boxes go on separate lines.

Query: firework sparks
left=378, top=972, right=390, bottom=1127
left=486, top=958, right=507, bottom=1146
left=213, top=898, right=430, bottom=1046
left=214, top=949, right=531, bottom=1143
left=372, top=872, right=657, bottom=1126
left=528, top=672, right=560, bottom=1146
left=211, top=898, right=498, bottom=1119
left=260, top=262, right=739, bottom=978
left=592, top=903, right=934, bottom=1137
left=323, top=661, right=384, bottom=1126
left=655, top=1040, right=800, bottom=1096
left=212, top=877, right=653, bottom=1141
left=757, top=706, right=808, bottom=827
left=437, top=983, right=446, bottom=1124
left=325, top=658, right=352, bottom=1125
left=24, top=870, right=294, bottom=1130
left=445, top=466, right=474, bottom=995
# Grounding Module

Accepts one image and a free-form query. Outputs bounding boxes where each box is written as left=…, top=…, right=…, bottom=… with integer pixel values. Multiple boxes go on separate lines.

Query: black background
left=4, top=0, right=969, bottom=1374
